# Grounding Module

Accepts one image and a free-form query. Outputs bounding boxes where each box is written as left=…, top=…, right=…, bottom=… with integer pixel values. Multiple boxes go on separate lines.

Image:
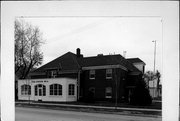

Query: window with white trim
left=89, top=70, right=95, bottom=79
left=106, top=69, right=112, bottom=79
left=68, top=84, right=75, bottom=96
left=21, top=84, right=31, bottom=95
left=50, top=84, right=62, bottom=96
left=105, top=87, right=112, bottom=98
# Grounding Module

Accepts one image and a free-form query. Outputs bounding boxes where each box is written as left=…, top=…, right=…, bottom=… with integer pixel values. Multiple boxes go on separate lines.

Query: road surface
left=15, top=107, right=161, bottom=121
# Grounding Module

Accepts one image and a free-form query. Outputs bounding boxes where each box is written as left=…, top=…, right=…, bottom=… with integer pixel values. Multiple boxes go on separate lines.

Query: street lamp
left=152, top=40, right=156, bottom=98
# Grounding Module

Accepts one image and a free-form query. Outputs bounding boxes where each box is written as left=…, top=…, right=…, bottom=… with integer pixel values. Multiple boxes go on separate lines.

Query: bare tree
left=143, top=71, right=155, bottom=89
left=144, top=70, right=161, bottom=98
left=15, top=19, right=44, bottom=79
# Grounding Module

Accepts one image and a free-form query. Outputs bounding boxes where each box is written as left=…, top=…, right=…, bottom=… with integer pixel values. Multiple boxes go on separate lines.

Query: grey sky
left=21, top=17, right=162, bottom=73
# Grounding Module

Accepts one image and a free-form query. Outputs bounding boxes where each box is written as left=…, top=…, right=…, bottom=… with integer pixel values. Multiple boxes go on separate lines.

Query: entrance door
left=35, top=84, right=46, bottom=101
left=38, top=87, right=42, bottom=96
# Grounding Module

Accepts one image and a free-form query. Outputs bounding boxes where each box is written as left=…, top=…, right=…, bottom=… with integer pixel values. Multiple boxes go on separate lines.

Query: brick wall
left=80, top=68, right=127, bottom=102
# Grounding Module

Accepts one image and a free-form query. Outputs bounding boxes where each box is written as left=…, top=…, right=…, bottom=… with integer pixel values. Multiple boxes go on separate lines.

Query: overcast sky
left=20, top=17, right=162, bottom=73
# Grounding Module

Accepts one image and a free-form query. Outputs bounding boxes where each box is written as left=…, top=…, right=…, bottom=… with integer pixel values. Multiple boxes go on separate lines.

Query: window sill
left=105, top=96, right=112, bottom=98
left=89, top=78, right=95, bottom=80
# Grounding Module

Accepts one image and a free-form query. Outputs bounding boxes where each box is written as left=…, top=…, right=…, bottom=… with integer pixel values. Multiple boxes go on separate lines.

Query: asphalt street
left=15, top=107, right=161, bottom=121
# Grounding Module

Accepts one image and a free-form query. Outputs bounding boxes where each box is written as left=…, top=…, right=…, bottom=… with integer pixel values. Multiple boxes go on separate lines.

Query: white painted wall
left=148, top=79, right=162, bottom=98
left=18, top=78, right=77, bottom=102
left=149, top=79, right=157, bottom=88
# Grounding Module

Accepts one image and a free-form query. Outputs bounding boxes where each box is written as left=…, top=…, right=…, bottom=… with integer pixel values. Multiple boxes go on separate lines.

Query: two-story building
left=18, top=48, right=145, bottom=103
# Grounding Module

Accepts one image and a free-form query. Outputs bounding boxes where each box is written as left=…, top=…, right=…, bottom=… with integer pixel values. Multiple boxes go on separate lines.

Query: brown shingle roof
left=33, top=52, right=79, bottom=73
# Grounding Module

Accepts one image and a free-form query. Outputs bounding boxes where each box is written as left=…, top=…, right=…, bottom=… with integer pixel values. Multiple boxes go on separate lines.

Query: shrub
left=130, top=80, right=152, bottom=106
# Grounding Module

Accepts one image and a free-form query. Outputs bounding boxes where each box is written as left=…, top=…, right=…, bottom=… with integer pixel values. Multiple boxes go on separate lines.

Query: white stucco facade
left=18, top=78, right=77, bottom=102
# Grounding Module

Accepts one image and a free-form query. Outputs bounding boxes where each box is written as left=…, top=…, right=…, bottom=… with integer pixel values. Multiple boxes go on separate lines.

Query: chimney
left=76, top=48, right=83, bottom=57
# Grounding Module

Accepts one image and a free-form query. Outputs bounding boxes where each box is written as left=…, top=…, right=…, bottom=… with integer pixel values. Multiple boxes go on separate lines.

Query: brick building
left=18, top=48, right=145, bottom=102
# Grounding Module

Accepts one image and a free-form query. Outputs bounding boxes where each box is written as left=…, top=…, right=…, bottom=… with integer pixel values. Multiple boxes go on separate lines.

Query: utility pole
left=152, top=40, right=156, bottom=73
left=152, top=40, right=156, bottom=98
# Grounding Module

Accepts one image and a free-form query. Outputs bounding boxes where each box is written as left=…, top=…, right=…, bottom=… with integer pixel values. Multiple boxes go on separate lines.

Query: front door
left=38, top=87, right=42, bottom=96
left=35, top=84, right=46, bottom=101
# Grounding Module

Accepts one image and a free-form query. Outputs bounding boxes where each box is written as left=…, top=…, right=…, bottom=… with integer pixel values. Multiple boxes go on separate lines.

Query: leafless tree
left=144, top=70, right=161, bottom=98
left=143, top=71, right=155, bottom=89
left=15, top=19, right=44, bottom=79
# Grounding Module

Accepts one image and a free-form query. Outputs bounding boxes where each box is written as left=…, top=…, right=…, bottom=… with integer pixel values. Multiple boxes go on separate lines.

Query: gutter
left=82, top=64, right=128, bottom=71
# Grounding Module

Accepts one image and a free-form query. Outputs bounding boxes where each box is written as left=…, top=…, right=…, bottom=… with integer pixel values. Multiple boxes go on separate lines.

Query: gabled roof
left=33, top=52, right=80, bottom=73
left=126, top=58, right=145, bottom=65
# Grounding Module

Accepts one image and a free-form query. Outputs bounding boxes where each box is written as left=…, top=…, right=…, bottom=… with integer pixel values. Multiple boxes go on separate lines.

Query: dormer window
left=51, top=70, right=57, bottom=78
left=106, top=69, right=112, bottom=79
left=89, top=70, right=95, bottom=79
left=47, top=70, right=58, bottom=78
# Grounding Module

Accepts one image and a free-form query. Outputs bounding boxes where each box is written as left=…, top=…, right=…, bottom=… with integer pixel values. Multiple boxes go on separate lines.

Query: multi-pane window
left=106, top=69, right=112, bottom=79
left=68, top=84, right=75, bottom=96
left=105, top=87, right=112, bottom=98
left=89, top=70, right=95, bottom=79
left=21, top=84, right=31, bottom=95
left=34, top=84, right=46, bottom=96
left=50, top=84, right=62, bottom=96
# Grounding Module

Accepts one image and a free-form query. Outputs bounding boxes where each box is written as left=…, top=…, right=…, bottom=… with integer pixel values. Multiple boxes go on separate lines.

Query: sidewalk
left=15, top=101, right=162, bottom=117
